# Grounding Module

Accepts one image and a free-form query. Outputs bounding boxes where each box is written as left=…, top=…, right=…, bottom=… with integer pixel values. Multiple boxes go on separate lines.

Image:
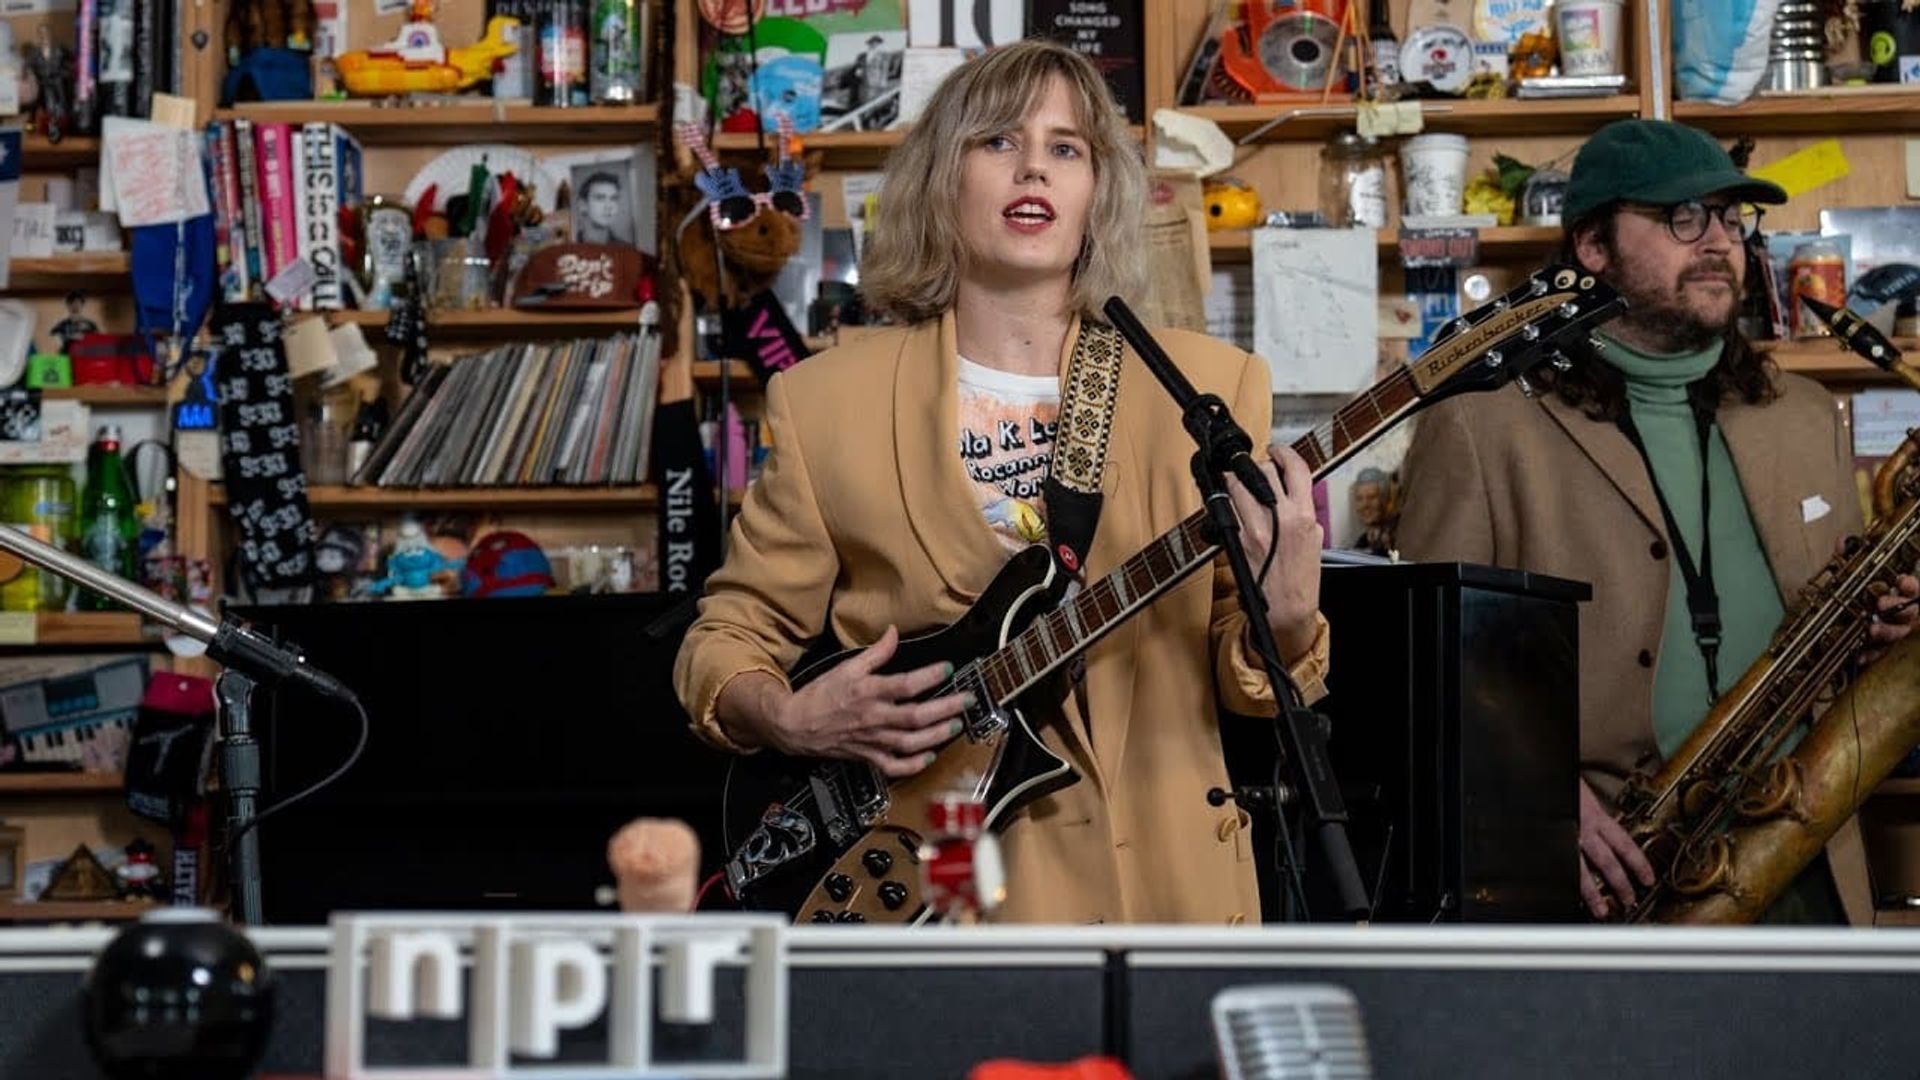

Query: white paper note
left=1252, top=228, right=1379, bottom=395
left=100, top=116, right=209, bottom=228
left=10, top=201, right=53, bottom=258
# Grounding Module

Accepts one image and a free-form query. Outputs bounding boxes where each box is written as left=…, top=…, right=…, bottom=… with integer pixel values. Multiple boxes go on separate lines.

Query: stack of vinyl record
left=1766, top=1, right=1827, bottom=92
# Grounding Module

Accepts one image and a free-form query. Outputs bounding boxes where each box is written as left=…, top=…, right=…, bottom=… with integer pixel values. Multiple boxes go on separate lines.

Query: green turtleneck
left=1597, top=332, right=1786, bottom=760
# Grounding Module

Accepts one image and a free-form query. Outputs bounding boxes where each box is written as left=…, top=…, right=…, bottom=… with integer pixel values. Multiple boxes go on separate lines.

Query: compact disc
left=1258, top=11, right=1343, bottom=91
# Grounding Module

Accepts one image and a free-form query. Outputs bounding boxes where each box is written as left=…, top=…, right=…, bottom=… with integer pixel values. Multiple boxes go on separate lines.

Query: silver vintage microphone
left=1213, top=984, right=1373, bottom=1080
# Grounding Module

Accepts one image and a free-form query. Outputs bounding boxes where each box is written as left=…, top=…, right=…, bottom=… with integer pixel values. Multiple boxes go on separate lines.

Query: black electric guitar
left=720, top=265, right=1624, bottom=924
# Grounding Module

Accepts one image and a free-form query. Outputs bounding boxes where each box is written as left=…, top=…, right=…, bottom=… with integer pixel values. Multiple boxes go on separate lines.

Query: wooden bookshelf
left=1764, top=338, right=1920, bottom=384
left=21, top=134, right=101, bottom=169
left=7, top=253, right=130, bottom=292
left=1181, top=95, right=1642, bottom=143
left=1208, top=225, right=1562, bottom=263
left=0, top=771, right=124, bottom=795
left=0, top=900, right=156, bottom=923
left=214, top=102, right=659, bottom=144
left=329, top=308, right=649, bottom=338
left=40, top=385, right=170, bottom=406
left=1673, top=86, right=1920, bottom=134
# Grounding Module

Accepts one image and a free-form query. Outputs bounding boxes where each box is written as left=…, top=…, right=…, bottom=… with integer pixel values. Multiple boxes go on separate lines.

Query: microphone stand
left=1104, top=297, right=1370, bottom=922
left=0, top=524, right=355, bottom=926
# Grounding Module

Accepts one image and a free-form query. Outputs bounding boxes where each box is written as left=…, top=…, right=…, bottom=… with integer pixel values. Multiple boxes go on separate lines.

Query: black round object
left=82, top=908, right=275, bottom=1080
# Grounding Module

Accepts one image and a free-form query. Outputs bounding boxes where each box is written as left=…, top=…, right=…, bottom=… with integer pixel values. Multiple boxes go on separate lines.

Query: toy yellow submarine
left=336, top=15, right=520, bottom=97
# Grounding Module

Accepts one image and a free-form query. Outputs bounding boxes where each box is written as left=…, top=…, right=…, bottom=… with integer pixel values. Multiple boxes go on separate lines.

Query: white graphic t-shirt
left=957, top=356, right=1059, bottom=552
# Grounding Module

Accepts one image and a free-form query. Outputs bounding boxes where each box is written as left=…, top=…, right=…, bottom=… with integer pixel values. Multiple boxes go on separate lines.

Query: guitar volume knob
left=836, top=911, right=867, bottom=923
left=862, top=849, right=893, bottom=877
left=824, top=872, right=854, bottom=902
left=810, top=910, right=835, bottom=923
left=878, top=881, right=910, bottom=910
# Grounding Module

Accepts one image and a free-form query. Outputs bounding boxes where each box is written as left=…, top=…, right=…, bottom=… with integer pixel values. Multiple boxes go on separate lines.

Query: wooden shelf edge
left=1181, top=94, right=1640, bottom=141
left=0, top=771, right=125, bottom=794
left=1764, top=339, right=1920, bottom=382
left=6, top=254, right=131, bottom=290
left=40, top=385, right=170, bottom=406
left=327, top=308, right=648, bottom=335
left=26, top=612, right=147, bottom=646
left=21, top=135, right=101, bottom=168
left=1208, top=225, right=1562, bottom=262
left=213, top=484, right=662, bottom=510
left=214, top=101, right=659, bottom=142
left=0, top=900, right=156, bottom=923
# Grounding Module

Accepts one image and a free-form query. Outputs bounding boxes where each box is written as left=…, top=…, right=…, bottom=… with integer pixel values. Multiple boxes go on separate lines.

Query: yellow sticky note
left=0, top=613, right=36, bottom=645
left=1356, top=101, right=1424, bottom=138
left=1751, top=139, right=1852, bottom=200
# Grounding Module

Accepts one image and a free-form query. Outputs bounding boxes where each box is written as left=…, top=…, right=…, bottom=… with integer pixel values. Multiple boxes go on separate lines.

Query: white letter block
left=367, top=931, right=464, bottom=1020
left=508, top=938, right=608, bottom=1059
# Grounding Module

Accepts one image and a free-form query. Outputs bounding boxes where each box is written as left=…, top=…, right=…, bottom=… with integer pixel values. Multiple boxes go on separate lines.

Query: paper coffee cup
left=1401, top=133, right=1471, bottom=217
left=1557, top=0, right=1624, bottom=76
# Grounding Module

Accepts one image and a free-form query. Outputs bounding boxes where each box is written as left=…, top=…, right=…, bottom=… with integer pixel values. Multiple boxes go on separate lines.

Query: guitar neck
left=977, top=365, right=1426, bottom=704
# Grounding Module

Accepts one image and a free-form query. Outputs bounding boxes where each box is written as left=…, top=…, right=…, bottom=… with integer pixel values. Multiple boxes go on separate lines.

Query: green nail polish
left=923, top=752, right=938, bottom=767
left=949, top=719, right=964, bottom=737
left=943, top=662, right=956, bottom=678
left=962, top=692, right=978, bottom=708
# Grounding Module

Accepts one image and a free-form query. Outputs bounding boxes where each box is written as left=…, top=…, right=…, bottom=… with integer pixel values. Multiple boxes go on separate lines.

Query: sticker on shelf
left=1751, top=139, right=1852, bottom=201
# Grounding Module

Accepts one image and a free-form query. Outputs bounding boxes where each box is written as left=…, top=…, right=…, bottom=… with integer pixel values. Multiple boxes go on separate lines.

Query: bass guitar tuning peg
left=1515, top=374, right=1536, bottom=399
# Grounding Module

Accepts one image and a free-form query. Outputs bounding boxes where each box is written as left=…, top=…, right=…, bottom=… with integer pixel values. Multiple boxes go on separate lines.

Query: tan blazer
left=673, top=313, right=1331, bottom=925
left=1396, top=372, right=1873, bottom=923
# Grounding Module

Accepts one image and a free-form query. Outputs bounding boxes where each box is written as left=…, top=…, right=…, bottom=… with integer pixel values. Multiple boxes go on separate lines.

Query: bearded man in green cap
left=1397, top=119, right=1920, bottom=925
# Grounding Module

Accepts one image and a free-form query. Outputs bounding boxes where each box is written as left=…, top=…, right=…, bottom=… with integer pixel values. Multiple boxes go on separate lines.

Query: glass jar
left=1319, top=132, right=1388, bottom=229
left=0, top=464, right=77, bottom=612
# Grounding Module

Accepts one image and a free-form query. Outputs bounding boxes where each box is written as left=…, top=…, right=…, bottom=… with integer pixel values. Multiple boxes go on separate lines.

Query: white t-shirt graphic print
left=956, top=356, right=1060, bottom=553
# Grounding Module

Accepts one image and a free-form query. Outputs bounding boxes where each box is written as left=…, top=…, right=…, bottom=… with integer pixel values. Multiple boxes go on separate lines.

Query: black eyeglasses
left=1626, top=200, right=1760, bottom=244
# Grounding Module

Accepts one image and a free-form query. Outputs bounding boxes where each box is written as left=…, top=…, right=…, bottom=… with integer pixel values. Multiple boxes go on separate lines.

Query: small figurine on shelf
left=22, top=24, right=76, bottom=142
left=114, top=838, right=167, bottom=901
left=49, top=292, right=98, bottom=357
left=367, top=519, right=461, bottom=600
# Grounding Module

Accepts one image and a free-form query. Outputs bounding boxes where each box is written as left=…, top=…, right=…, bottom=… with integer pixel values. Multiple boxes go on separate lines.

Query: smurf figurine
left=368, top=520, right=460, bottom=600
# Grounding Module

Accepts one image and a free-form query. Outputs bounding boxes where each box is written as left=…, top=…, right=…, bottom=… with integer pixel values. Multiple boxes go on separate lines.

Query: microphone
left=1212, top=984, right=1374, bottom=1079
left=1103, top=296, right=1277, bottom=507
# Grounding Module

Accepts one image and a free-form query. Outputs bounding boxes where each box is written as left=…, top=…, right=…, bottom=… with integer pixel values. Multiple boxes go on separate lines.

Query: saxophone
left=1611, top=427, right=1920, bottom=923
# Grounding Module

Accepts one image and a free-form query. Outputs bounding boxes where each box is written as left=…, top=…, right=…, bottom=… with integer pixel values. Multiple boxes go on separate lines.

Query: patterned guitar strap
left=1042, top=319, right=1125, bottom=592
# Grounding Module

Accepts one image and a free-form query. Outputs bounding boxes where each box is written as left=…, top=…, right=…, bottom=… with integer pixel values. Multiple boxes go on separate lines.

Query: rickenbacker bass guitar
left=720, top=265, right=1623, bottom=925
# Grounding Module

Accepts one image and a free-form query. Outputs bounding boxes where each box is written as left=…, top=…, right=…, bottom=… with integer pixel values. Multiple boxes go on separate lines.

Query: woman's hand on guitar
left=1227, top=444, right=1325, bottom=662
left=771, top=625, right=973, bottom=778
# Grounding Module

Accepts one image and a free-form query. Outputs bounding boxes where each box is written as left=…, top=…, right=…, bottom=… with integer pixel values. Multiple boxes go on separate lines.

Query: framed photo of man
left=552, top=146, right=657, bottom=255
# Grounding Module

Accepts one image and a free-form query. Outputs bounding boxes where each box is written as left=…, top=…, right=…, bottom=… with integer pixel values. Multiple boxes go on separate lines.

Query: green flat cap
left=1563, top=119, right=1789, bottom=226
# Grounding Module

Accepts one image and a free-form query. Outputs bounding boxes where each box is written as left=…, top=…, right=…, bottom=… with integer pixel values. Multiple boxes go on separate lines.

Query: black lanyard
left=1617, top=404, right=1723, bottom=701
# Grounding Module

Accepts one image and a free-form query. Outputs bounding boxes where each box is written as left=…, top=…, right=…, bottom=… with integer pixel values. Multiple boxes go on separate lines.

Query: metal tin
left=590, top=0, right=646, bottom=104
left=1790, top=240, right=1847, bottom=338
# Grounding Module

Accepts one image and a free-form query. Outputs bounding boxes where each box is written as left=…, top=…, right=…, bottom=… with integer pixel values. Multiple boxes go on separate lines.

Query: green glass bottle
left=77, top=424, right=137, bottom=611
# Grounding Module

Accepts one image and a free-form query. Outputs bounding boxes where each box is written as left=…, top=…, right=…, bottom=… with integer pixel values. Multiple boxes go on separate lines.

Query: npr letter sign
left=323, top=914, right=787, bottom=1078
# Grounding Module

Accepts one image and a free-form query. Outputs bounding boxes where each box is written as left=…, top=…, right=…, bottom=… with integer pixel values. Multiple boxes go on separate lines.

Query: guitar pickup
left=810, top=764, right=891, bottom=847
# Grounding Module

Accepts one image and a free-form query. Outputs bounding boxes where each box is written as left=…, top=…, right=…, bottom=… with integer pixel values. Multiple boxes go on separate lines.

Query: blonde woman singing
left=675, top=39, right=1329, bottom=924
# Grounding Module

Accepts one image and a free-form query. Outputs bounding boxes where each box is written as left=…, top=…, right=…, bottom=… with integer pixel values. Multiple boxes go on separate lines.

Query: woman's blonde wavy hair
left=858, top=39, right=1146, bottom=325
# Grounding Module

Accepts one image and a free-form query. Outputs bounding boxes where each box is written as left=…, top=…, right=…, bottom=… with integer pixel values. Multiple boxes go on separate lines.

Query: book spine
left=96, top=0, right=134, bottom=118
left=301, top=122, right=344, bottom=311
left=232, top=118, right=265, bottom=297
left=206, top=124, right=239, bottom=302
left=256, top=123, right=297, bottom=289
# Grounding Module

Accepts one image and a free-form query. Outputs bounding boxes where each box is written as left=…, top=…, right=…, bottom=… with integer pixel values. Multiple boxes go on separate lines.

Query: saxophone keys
left=1671, top=836, right=1734, bottom=897
left=1735, top=759, right=1802, bottom=820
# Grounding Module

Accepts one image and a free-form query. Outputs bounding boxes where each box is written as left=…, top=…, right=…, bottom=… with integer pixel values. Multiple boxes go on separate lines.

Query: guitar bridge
left=724, top=803, right=817, bottom=895
left=810, top=763, right=890, bottom=847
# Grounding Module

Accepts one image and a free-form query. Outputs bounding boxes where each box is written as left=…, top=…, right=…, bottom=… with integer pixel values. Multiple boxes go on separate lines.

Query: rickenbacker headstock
left=1405, top=264, right=1624, bottom=399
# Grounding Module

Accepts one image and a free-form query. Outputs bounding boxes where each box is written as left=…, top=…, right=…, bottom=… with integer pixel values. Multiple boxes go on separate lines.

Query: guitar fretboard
left=977, top=366, right=1420, bottom=702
